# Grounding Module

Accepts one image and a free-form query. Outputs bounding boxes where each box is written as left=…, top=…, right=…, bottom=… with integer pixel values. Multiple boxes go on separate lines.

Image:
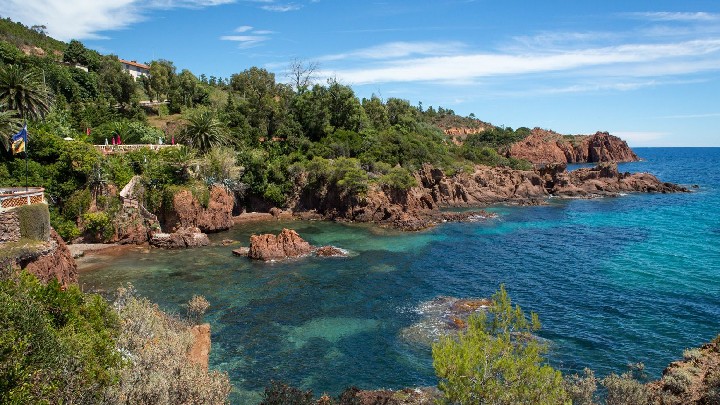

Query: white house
left=119, top=59, right=150, bottom=80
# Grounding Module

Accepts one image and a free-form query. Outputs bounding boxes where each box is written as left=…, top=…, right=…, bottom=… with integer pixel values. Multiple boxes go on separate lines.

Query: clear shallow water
left=79, top=148, right=720, bottom=402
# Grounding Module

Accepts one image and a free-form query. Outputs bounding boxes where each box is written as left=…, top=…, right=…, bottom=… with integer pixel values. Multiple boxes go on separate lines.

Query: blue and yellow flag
left=11, top=125, right=27, bottom=155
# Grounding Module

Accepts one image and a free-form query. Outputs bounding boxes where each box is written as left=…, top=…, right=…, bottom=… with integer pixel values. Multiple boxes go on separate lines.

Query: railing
left=94, top=144, right=181, bottom=155
left=0, top=187, right=46, bottom=211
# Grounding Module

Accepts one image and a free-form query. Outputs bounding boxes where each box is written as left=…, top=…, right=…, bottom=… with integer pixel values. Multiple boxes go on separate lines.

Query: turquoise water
left=78, top=148, right=720, bottom=402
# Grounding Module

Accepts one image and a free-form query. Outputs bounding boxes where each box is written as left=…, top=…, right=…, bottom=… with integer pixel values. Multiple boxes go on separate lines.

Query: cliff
left=507, top=128, right=639, bottom=164
left=291, top=163, right=685, bottom=231
left=162, top=185, right=235, bottom=233
left=1, top=204, right=77, bottom=287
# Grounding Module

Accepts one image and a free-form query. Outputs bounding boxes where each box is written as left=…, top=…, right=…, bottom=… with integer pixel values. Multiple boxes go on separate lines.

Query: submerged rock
left=315, top=245, right=348, bottom=257
left=400, top=296, right=491, bottom=345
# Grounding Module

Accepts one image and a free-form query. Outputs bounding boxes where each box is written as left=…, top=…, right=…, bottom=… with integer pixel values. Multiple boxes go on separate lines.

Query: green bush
left=601, top=366, right=649, bottom=405
left=378, top=166, right=417, bottom=191
left=82, top=211, right=114, bottom=241
left=432, top=285, right=567, bottom=404
left=0, top=271, right=121, bottom=404
left=15, top=203, right=50, bottom=241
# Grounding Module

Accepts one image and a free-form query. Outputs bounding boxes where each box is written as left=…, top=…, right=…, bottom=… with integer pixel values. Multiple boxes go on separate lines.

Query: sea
left=78, top=147, right=720, bottom=403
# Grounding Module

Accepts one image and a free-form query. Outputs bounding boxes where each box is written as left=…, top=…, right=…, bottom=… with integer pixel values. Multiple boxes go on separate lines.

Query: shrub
left=662, top=368, right=693, bottom=395
left=15, top=203, right=50, bottom=241
left=378, top=166, right=417, bottom=191
left=260, top=381, right=315, bottom=405
left=106, top=285, right=232, bottom=404
left=564, top=368, right=598, bottom=405
left=602, top=368, right=649, bottom=405
left=186, top=294, right=210, bottom=325
left=82, top=211, right=114, bottom=241
left=0, top=271, right=121, bottom=404
left=432, top=285, right=567, bottom=404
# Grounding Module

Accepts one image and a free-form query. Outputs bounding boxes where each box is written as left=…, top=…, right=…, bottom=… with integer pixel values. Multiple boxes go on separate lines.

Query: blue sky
left=3, top=0, right=720, bottom=146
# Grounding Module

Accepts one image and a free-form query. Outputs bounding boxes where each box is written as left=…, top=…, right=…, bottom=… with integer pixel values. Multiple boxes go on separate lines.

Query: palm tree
left=0, top=106, right=22, bottom=152
left=0, top=65, right=52, bottom=121
left=178, top=109, right=230, bottom=153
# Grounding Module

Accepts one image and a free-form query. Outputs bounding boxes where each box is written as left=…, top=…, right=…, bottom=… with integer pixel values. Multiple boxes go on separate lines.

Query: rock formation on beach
left=507, top=129, right=639, bottom=164
left=20, top=230, right=78, bottom=287
left=149, top=227, right=210, bottom=249
left=162, top=185, right=235, bottom=233
left=247, top=228, right=348, bottom=261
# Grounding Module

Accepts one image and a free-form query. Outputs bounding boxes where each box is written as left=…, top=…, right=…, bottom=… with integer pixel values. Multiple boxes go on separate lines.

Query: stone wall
left=0, top=210, right=21, bottom=243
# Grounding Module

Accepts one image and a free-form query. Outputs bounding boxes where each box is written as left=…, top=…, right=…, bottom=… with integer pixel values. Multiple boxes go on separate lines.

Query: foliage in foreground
left=107, top=285, right=231, bottom=404
left=432, top=285, right=567, bottom=404
left=0, top=269, right=121, bottom=404
left=0, top=269, right=230, bottom=404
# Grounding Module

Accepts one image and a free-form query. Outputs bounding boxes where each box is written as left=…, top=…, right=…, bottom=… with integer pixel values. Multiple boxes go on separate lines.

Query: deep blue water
left=78, top=148, right=720, bottom=403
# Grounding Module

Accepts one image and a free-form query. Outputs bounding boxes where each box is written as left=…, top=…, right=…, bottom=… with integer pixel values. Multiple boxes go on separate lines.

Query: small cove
left=78, top=148, right=720, bottom=403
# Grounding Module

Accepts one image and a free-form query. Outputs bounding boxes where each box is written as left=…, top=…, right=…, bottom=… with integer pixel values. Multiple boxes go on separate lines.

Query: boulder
left=315, top=246, right=348, bottom=257
left=248, top=228, right=313, bottom=261
left=165, top=186, right=234, bottom=233
left=150, top=227, right=210, bottom=249
left=188, top=323, right=211, bottom=370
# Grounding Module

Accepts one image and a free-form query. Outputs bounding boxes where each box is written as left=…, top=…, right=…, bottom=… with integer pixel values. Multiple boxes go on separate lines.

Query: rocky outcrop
left=164, top=186, right=234, bottom=233
left=290, top=160, right=686, bottom=231
left=188, top=323, right=211, bottom=370
left=150, top=227, right=210, bottom=249
left=21, top=230, right=78, bottom=288
left=507, top=129, right=639, bottom=164
left=315, top=246, right=348, bottom=257
left=541, top=163, right=687, bottom=197
left=647, top=335, right=720, bottom=404
left=248, top=229, right=313, bottom=261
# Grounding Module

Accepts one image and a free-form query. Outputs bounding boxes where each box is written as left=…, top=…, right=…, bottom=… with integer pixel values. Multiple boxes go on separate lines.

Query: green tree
left=148, top=60, right=176, bottom=102
left=178, top=109, right=230, bottom=152
left=0, top=106, right=22, bottom=152
left=432, top=285, right=567, bottom=404
left=0, top=64, right=52, bottom=121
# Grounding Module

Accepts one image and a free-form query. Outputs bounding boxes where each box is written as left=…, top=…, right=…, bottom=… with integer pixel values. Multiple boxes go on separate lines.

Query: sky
left=2, top=0, right=720, bottom=146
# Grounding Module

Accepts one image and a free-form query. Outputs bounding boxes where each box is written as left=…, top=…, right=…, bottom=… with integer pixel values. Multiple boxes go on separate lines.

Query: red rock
left=507, top=129, right=639, bottom=164
left=248, top=229, right=313, bottom=261
left=165, top=186, right=234, bottom=233
left=188, top=323, right=211, bottom=370
left=315, top=246, right=347, bottom=257
left=23, top=230, right=78, bottom=288
left=150, top=227, right=210, bottom=249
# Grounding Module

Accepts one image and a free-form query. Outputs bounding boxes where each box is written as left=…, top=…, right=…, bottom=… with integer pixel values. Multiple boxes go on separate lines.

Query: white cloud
left=318, top=39, right=720, bottom=85
left=319, top=41, right=466, bottom=62
left=261, top=3, right=301, bottom=12
left=220, top=26, right=274, bottom=48
left=221, top=35, right=269, bottom=48
left=2, top=0, right=235, bottom=40
left=627, top=12, right=720, bottom=22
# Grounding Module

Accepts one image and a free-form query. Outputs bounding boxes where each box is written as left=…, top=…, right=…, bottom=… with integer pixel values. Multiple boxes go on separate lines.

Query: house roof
left=118, top=59, right=150, bottom=70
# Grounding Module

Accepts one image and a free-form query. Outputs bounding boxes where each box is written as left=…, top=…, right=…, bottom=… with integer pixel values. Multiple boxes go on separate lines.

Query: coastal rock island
left=247, top=228, right=348, bottom=261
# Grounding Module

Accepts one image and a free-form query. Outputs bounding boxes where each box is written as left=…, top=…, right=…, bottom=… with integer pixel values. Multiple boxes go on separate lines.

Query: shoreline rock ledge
left=247, top=228, right=347, bottom=261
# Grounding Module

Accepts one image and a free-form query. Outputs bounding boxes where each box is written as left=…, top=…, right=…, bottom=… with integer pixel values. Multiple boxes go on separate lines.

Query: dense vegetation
left=0, top=267, right=230, bottom=404
left=0, top=18, right=533, bottom=241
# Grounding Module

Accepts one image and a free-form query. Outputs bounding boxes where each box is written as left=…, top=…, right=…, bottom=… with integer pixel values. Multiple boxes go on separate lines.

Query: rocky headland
left=289, top=161, right=687, bottom=231
left=507, top=129, right=639, bottom=164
